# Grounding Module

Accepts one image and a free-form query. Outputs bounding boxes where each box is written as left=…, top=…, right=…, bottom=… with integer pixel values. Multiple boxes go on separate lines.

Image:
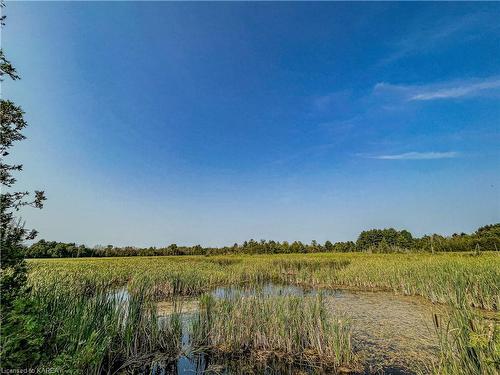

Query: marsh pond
left=113, top=284, right=453, bottom=374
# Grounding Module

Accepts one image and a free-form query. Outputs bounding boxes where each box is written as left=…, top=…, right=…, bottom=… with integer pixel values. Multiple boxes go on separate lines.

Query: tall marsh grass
left=433, top=292, right=499, bottom=375
left=3, top=282, right=182, bottom=373
left=191, top=293, right=354, bottom=369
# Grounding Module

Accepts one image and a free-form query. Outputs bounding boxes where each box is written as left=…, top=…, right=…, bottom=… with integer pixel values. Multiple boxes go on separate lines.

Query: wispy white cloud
left=374, top=76, right=500, bottom=102
left=410, top=79, right=500, bottom=101
left=370, top=151, right=459, bottom=160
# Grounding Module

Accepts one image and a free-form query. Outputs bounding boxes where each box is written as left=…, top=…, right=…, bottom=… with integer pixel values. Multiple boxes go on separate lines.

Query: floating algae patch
left=325, top=289, right=440, bottom=373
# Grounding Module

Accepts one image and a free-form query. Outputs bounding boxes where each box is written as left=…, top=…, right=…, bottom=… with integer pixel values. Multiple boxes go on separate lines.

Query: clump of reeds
left=190, top=292, right=354, bottom=369
left=432, top=286, right=499, bottom=375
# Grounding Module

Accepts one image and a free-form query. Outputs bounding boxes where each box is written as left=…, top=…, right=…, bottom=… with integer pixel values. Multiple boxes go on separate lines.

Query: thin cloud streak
left=374, top=77, right=500, bottom=102
left=370, top=151, right=459, bottom=160
left=410, top=79, right=500, bottom=101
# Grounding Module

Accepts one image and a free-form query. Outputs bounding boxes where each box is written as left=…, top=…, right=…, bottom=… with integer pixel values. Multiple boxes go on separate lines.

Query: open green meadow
left=18, top=252, right=499, bottom=374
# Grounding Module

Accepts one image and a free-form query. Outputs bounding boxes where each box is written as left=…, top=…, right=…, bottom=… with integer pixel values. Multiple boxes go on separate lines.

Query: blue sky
left=4, top=2, right=500, bottom=247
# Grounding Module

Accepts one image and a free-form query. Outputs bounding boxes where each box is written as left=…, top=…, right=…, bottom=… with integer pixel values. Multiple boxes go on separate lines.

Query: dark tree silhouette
left=0, top=1, right=46, bottom=312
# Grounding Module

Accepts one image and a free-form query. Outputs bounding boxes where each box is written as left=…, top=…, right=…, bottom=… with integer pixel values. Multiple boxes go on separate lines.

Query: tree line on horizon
left=24, top=223, right=500, bottom=258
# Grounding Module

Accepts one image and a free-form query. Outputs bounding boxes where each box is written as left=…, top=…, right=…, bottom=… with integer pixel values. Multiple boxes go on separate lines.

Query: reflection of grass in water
left=191, top=292, right=355, bottom=370
left=157, top=298, right=199, bottom=315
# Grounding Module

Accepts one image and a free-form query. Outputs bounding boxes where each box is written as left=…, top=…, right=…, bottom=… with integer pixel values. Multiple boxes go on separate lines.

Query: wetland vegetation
left=2, top=252, right=498, bottom=374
